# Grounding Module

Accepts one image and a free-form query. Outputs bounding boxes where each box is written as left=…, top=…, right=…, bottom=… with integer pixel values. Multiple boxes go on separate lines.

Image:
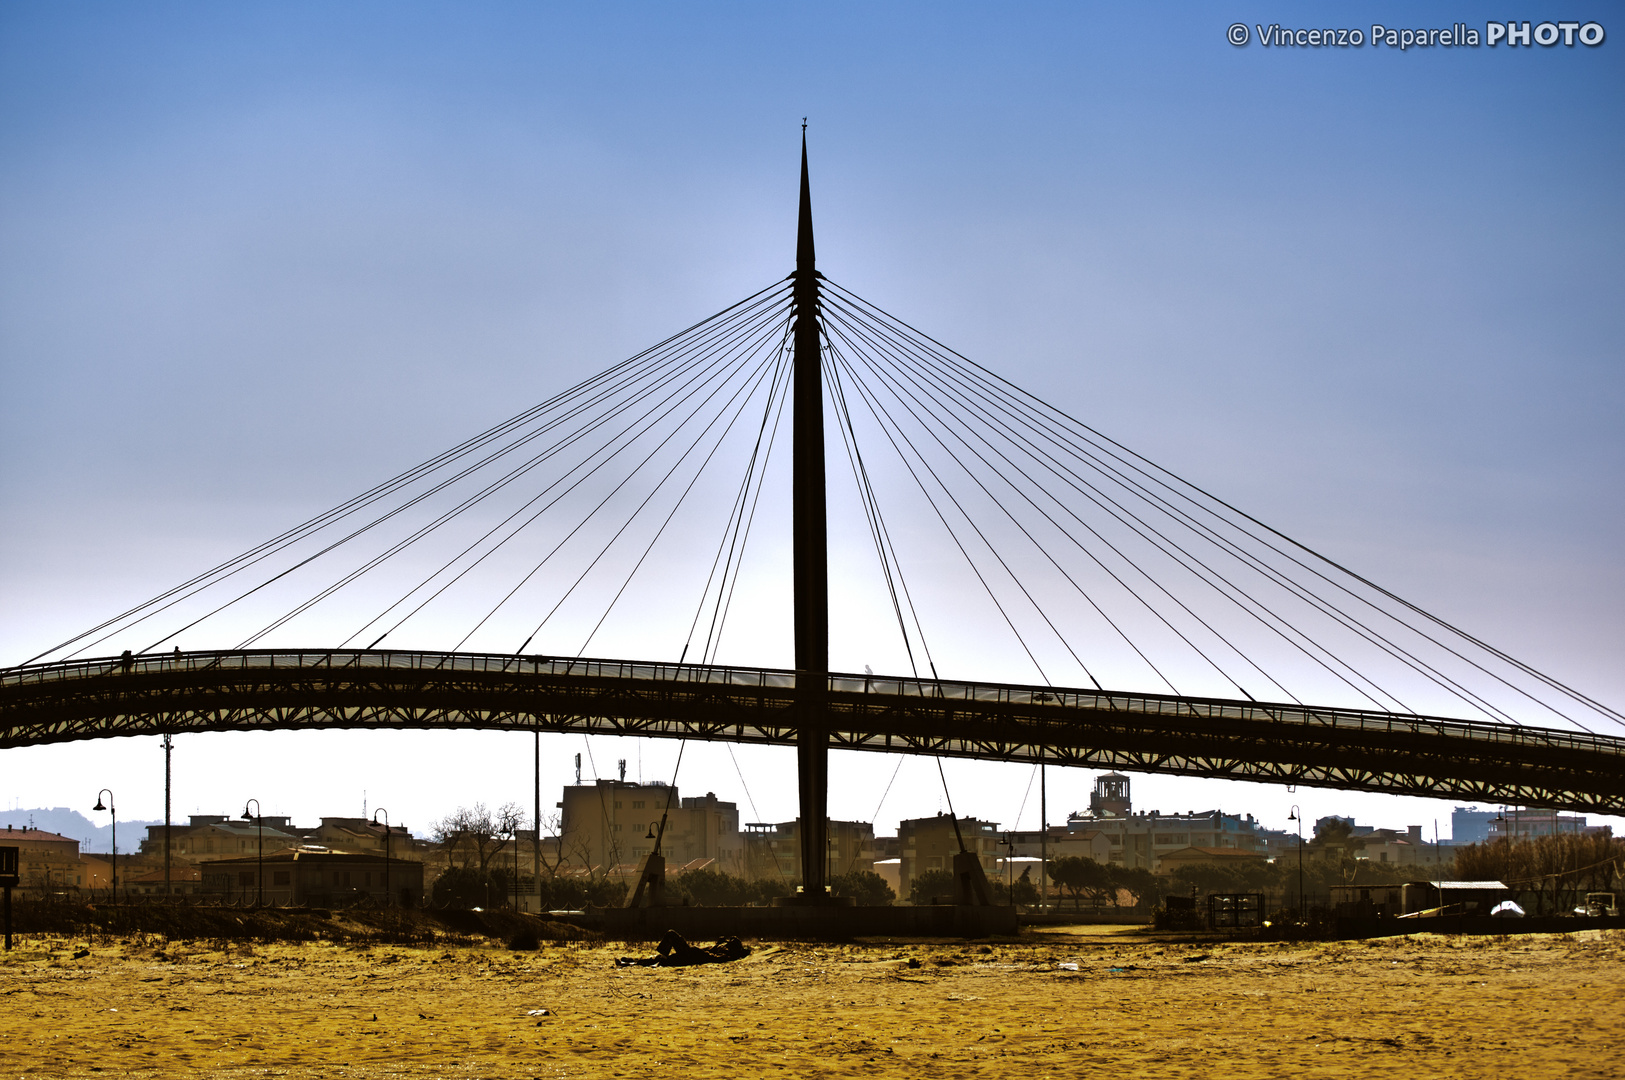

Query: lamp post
left=372, top=808, right=390, bottom=907
left=92, top=789, right=117, bottom=902
left=1494, top=808, right=1513, bottom=890
left=1287, top=805, right=1304, bottom=919
left=241, top=799, right=264, bottom=907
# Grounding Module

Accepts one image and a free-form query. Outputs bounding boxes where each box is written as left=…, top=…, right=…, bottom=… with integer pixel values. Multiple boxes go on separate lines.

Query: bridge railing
left=0, top=649, right=801, bottom=689
left=6, top=648, right=1622, bottom=759
left=824, top=673, right=1624, bottom=756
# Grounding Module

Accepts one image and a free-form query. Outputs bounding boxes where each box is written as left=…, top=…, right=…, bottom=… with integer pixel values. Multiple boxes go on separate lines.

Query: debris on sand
left=614, top=931, right=751, bottom=968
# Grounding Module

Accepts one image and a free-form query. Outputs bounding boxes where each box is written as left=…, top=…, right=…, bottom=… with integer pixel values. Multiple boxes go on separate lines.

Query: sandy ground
left=2, top=925, right=1622, bottom=1078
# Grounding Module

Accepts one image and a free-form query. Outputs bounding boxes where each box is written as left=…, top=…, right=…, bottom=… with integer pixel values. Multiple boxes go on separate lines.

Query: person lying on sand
left=614, top=931, right=751, bottom=968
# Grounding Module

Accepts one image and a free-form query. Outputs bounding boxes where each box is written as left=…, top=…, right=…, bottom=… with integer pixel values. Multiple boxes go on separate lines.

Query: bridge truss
left=5, top=649, right=1622, bottom=814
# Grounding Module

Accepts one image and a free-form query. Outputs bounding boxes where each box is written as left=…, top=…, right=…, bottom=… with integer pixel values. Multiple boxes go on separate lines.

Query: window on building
left=614, top=801, right=623, bottom=810
left=612, top=824, right=622, bottom=832
left=632, top=801, right=645, bottom=810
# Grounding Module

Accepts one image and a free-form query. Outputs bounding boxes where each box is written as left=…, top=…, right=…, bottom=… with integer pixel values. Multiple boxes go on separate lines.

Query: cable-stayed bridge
left=5, top=650, right=1622, bottom=815
left=5, top=134, right=1623, bottom=896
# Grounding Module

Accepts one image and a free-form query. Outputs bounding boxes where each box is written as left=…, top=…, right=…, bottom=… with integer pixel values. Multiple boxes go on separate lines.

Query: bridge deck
left=4, top=649, right=1622, bottom=812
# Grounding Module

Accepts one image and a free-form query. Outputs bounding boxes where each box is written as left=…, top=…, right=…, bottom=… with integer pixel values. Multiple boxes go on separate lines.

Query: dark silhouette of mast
left=791, top=127, right=831, bottom=900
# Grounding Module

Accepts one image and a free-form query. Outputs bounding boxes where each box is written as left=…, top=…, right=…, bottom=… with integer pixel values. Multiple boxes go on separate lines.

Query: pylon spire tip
left=796, top=129, right=815, bottom=272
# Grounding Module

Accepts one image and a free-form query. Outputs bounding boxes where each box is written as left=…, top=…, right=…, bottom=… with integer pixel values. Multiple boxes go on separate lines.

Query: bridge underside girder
left=4, top=650, right=1623, bottom=814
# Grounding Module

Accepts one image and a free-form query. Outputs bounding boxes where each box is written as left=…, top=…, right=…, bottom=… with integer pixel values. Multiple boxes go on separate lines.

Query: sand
left=3, top=925, right=1622, bottom=1077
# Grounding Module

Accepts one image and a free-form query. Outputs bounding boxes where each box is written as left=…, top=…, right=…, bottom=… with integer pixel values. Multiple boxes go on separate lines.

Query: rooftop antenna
left=574, top=752, right=581, bottom=784
left=618, top=759, right=627, bottom=783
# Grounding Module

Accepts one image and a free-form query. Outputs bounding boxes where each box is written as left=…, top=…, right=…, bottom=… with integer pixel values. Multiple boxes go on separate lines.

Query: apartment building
left=897, top=814, right=1000, bottom=898
left=556, top=780, right=743, bottom=874
left=742, top=818, right=877, bottom=884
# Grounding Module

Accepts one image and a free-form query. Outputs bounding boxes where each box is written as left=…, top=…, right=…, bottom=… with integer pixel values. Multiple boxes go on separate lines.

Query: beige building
left=0, top=825, right=110, bottom=896
left=139, top=815, right=300, bottom=861
left=1358, top=826, right=1451, bottom=870
left=1065, top=775, right=1271, bottom=870
left=556, top=781, right=742, bottom=876
left=898, top=814, right=1000, bottom=899
left=138, top=814, right=418, bottom=868
left=742, top=819, right=877, bottom=885
left=201, top=849, right=423, bottom=906
left=1005, top=826, right=1112, bottom=864
left=122, top=864, right=205, bottom=897
left=1155, top=845, right=1269, bottom=875
left=310, top=817, right=414, bottom=855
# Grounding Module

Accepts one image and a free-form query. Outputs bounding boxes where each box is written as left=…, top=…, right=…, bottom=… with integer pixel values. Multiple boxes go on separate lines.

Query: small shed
left=1330, top=884, right=1404, bottom=918
left=1399, top=880, right=1509, bottom=917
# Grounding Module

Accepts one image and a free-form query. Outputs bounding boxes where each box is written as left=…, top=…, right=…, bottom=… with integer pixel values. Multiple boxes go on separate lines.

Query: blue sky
left=2, top=3, right=1620, bottom=841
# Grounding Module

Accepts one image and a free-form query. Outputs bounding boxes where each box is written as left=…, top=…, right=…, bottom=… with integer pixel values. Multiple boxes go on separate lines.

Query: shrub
left=830, top=870, right=895, bottom=907
left=909, top=869, right=958, bottom=905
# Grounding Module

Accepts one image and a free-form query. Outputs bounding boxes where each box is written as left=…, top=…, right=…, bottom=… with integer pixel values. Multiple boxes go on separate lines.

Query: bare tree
left=433, top=802, right=526, bottom=875
left=1454, top=833, right=1623, bottom=913
left=535, top=812, right=583, bottom=880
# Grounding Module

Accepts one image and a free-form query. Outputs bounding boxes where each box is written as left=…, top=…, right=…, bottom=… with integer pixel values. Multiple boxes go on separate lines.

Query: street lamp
left=1002, top=832, right=1016, bottom=904
left=1287, top=806, right=1304, bottom=919
left=92, top=789, right=117, bottom=902
left=241, top=799, right=264, bottom=907
left=372, top=808, right=391, bottom=907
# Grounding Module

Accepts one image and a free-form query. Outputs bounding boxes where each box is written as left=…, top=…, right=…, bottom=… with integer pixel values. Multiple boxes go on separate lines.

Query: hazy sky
left=2, top=3, right=1620, bottom=843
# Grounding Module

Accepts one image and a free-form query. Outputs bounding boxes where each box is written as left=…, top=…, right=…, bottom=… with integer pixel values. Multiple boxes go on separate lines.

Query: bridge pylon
left=789, top=127, right=835, bottom=904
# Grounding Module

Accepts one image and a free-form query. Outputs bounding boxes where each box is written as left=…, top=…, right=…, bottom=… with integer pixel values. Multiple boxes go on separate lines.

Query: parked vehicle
left=1583, top=892, right=1618, bottom=917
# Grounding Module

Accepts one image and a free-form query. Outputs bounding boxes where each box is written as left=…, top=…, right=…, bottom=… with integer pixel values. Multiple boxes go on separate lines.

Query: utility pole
left=791, top=125, right=831, bottom=903
left=534, top=728, right=541, bottom=901
left=163, top=734, right=172, bottom=899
